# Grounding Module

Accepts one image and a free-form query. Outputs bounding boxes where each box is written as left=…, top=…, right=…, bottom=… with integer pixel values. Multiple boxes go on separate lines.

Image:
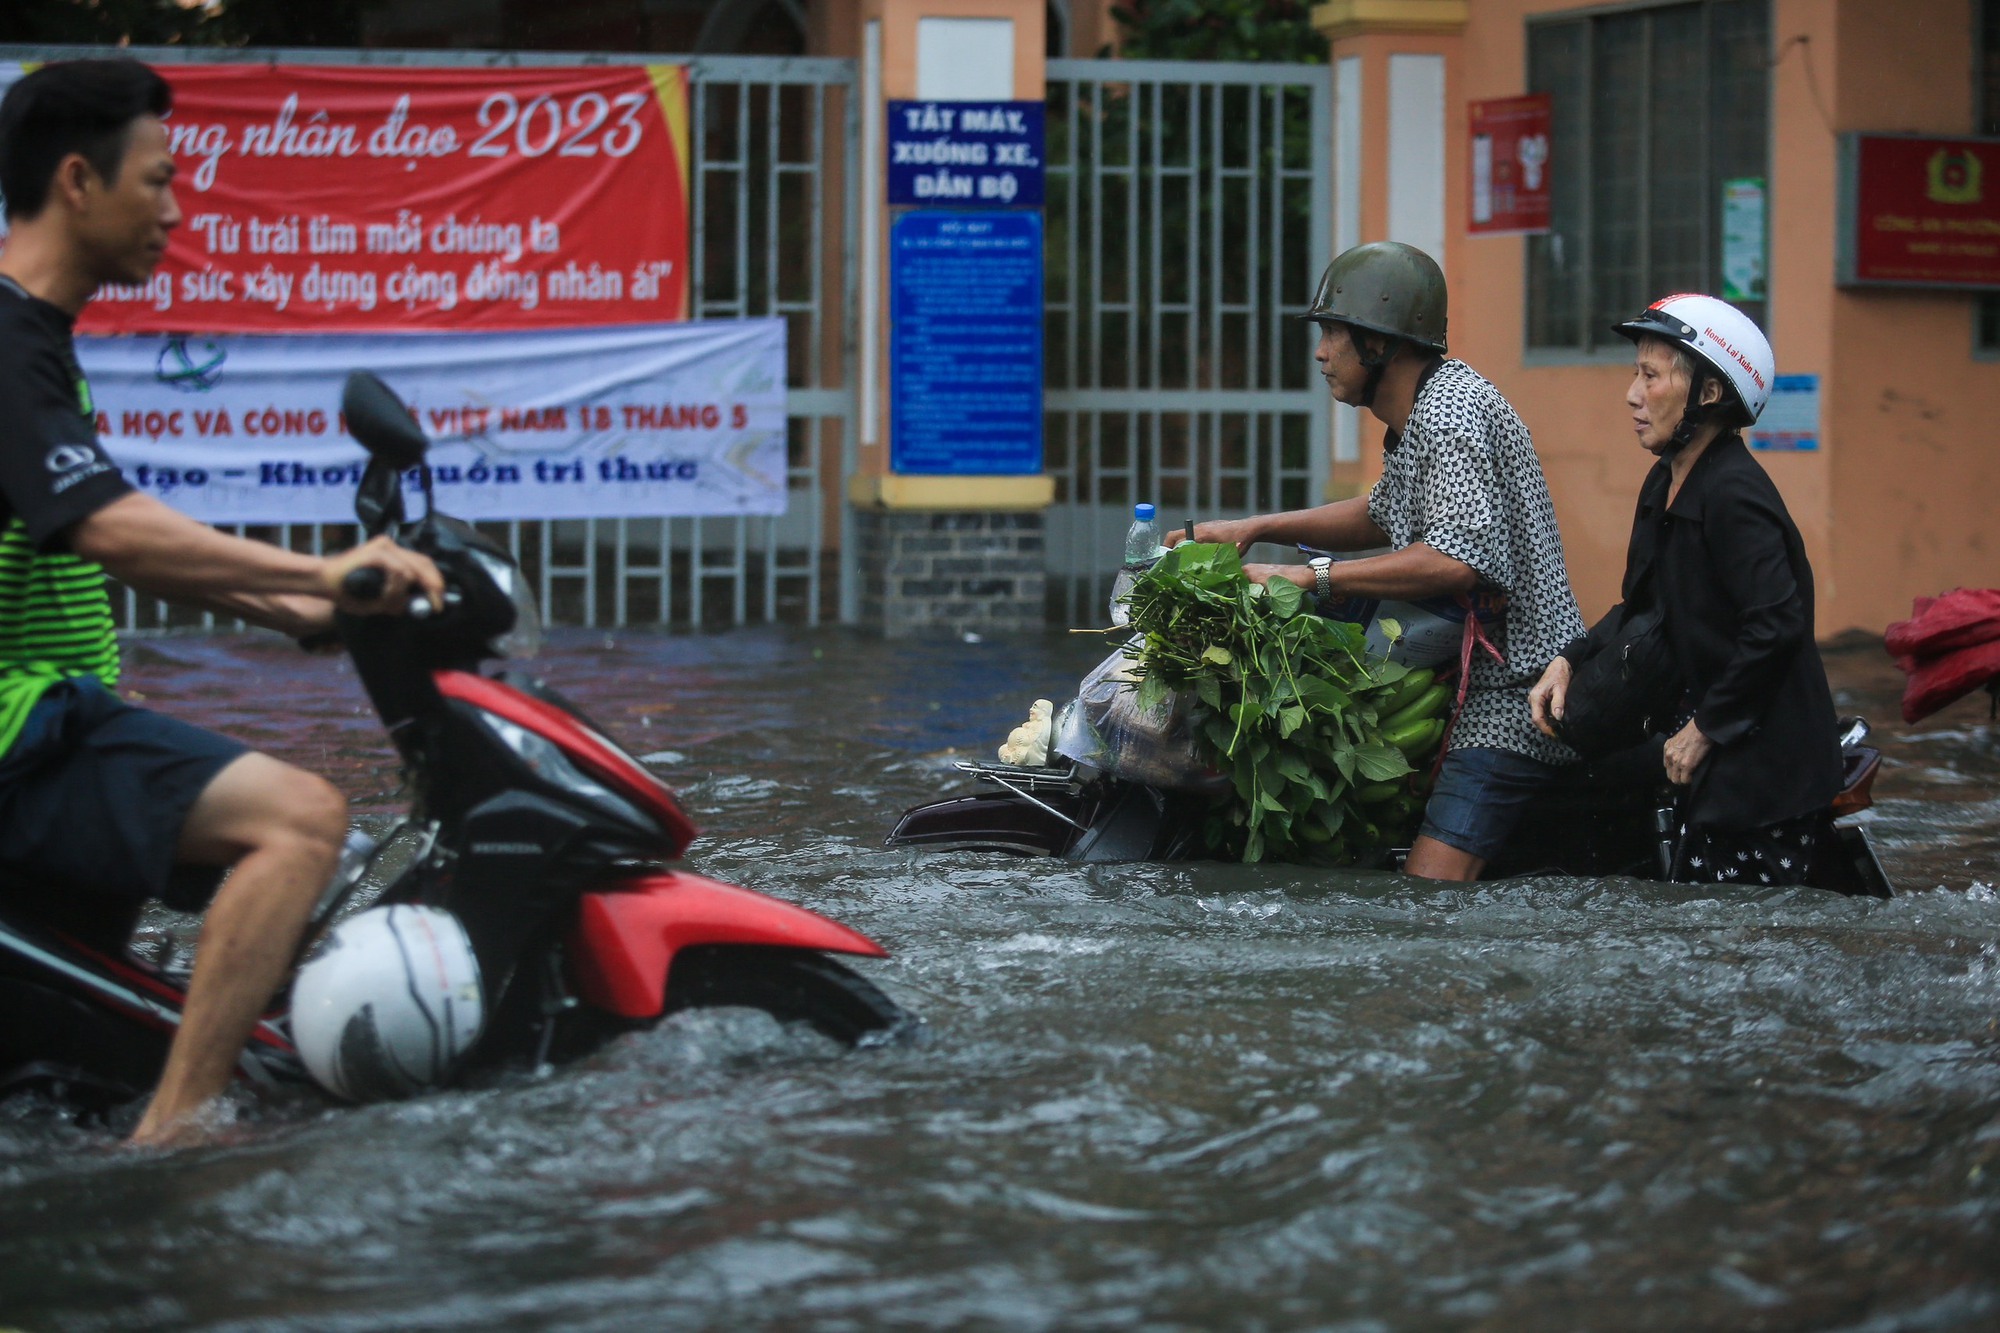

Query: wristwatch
left=1307, top=556, right=1334, bottom=613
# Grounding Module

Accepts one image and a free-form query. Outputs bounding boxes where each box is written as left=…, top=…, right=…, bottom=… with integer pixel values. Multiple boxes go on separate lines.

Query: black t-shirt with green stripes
left=0, top=277, right=134, bottom=753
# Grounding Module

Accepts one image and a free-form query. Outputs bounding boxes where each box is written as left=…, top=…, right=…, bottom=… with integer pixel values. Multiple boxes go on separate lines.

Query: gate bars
left=1041, top=58, right=1331, bottom=627
left=4, top=48, right=1332, bottom=633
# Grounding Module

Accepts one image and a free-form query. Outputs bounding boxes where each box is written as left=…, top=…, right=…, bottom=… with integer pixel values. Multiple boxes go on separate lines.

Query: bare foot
left=125, top=1097, right=233, bottom=1150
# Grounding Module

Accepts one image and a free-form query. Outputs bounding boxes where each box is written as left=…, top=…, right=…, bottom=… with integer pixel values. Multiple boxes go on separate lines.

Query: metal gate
left=1042, top=58, right=1331, bottom=625
left=0, top=45, right=857, bottom=633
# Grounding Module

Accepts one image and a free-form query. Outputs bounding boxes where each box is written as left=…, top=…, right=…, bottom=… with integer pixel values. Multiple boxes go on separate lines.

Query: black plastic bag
left=1557, top=604, right=1685, bottom=758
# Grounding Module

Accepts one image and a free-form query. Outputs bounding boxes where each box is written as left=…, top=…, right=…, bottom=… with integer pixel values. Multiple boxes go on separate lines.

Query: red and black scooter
left=0, top=372, right=910, bottom=1109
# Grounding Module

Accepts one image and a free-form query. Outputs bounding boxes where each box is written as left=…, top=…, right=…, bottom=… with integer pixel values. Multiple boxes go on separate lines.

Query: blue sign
left=1749, top=373, right=1820, bottom=452
left=890, top=212, right=1043, bottom=476
left=887, top=101, right=1044, bottom=207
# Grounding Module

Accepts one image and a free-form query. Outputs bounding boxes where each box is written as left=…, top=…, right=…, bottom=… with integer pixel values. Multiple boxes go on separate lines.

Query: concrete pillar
left=837, top=0, right=1055, bottom=637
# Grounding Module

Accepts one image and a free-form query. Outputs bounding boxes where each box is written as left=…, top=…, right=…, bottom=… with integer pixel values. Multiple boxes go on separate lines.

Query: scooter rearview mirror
left=353, top=456, right=405, bottom=536
left=341, top=371, right=429, bottom=470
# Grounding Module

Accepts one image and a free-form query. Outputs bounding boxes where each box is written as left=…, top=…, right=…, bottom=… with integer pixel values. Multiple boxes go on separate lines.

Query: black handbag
left=1556, top=601, right=1685, bottom=759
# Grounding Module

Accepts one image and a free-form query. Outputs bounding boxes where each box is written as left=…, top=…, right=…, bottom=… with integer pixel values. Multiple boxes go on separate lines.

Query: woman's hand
left=1529, top=656, right=1572, bottom=738
left=1167, top=517, right=1263, bottom=555
left=1663, top=718, right=1715, bottom=786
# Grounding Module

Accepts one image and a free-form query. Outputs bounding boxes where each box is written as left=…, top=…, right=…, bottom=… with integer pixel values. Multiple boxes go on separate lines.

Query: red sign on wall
left=1468, top=94, right=1551, bottom=236
left=79, top=64, right=691, bottom=335
left=1840, top=133, right=2000, bottom=288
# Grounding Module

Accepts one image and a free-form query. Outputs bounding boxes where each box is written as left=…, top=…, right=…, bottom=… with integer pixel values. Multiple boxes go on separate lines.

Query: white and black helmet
left=290, top=905, right=485, bottom=1102
left=1614, top=293, right=1775, bottom=424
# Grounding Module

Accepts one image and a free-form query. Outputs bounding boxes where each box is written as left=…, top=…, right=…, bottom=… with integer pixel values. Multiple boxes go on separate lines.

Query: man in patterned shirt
left=0, top=61, right=442, bottom=1145
left=1174, top=242, right=1584, bottom=881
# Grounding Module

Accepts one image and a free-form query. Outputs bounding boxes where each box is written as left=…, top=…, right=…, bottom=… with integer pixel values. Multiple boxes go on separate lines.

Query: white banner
left=76, top=320, right=787, bottom=523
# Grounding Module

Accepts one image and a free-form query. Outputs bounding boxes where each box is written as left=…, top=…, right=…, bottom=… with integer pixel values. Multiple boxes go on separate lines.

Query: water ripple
left=1, top=628, right=1995, bottom=1329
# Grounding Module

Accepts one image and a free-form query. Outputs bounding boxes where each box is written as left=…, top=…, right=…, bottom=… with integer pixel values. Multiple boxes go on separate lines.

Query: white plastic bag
left=1052, top=645, right=1229, bottom=794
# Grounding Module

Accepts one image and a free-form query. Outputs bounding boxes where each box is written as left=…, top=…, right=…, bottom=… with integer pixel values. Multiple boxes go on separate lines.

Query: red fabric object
left=1887, top=589, right=2000, bottom=723
left=1899, top=640, right=2000, bottom=724
left=1885, top=588, right=2000, bottom=656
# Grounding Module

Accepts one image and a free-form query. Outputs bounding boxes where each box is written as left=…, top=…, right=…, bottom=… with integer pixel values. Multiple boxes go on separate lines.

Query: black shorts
left=0, top=677, right=247, bottom=911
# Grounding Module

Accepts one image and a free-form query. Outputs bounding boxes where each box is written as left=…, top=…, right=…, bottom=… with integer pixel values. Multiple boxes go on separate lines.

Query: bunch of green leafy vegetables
left=1122, top=542, right=1447, bottom=864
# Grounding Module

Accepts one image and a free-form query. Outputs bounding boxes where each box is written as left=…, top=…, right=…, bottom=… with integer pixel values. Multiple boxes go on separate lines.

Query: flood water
left=3, top=627, right=1997, bottom=1330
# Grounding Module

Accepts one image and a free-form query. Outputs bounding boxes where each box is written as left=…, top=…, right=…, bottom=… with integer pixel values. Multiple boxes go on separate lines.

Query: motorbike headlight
left=477, top=712, right=655, bottom=833
left=469, top=548, right=542, bottom=659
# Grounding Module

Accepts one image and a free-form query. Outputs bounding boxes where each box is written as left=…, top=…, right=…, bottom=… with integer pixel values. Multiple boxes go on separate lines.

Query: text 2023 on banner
left=72, top=64, right=690, bottom=334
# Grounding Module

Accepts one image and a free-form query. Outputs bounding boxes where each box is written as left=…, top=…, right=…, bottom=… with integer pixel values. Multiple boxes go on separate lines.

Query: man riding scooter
left=0, top=60, right=442, bottom=1147
left=1171, top=242, right=1586, bottom=882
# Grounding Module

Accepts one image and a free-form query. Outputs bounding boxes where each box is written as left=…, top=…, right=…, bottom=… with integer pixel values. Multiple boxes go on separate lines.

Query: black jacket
left=1563, top=434, right=1842, bottom=829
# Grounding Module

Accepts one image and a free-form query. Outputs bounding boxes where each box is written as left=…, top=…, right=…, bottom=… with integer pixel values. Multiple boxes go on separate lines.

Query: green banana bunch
left=1384, top=714, right=1446, bottom=758
left=1376, top=666, right=1436, bottom=716
left=1379, top=682, right=1451, bottom=735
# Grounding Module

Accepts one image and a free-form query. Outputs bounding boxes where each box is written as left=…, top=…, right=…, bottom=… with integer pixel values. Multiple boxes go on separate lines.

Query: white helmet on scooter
left=290, top=905, right=485, bottom=1102
left=1614, top=293, right=1775, bottom=423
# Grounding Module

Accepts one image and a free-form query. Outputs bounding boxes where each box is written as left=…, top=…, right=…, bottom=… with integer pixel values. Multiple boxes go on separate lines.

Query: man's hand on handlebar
left=322, top=536, right=446, bottom=615
left=1165, top=516, right=1263, bottom=554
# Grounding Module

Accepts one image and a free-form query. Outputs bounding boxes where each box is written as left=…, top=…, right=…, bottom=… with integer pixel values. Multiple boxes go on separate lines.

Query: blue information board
left=1748, top=374, right=1820, bottom=452
left=890, top=212, right=1043, bottom=476
left=887, top=101, right=1044, bottom=206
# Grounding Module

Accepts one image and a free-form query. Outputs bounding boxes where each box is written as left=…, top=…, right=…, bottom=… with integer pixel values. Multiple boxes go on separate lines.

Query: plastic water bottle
left=1108, top=502, right=1163, bottom=626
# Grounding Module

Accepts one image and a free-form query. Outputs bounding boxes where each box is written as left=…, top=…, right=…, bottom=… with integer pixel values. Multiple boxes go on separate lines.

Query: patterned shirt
left=1367, top=358, right=1584, bottom=764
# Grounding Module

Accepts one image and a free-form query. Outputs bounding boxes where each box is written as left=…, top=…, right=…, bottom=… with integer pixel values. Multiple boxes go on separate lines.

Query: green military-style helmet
left=1300, top=241, right=1448, bottom=353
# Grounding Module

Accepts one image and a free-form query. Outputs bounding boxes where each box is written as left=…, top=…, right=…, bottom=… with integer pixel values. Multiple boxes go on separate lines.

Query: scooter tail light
left=433, top=670, right=697, bottom=856
left=568, top=873, right=887, bottom=1019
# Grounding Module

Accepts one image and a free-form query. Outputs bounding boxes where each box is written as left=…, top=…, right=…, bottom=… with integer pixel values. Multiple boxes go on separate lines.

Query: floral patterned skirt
left=1678, top=810, right=1828, bottom=886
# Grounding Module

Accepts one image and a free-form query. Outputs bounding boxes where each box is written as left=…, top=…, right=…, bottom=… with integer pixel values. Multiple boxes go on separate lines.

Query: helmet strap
left=1353, top=330, right=1394, bottom=408
left=1662, top=365, right=1713, bottom=458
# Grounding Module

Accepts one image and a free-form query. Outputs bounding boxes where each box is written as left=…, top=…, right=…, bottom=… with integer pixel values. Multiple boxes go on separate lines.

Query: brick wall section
left=856, top=509, right=1046, bottom=637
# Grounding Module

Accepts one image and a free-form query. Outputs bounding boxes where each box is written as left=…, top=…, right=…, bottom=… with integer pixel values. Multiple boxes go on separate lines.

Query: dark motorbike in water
left=888, top=701, right=1895, bottom=897
left=0, top=372, right=912, bottom=1110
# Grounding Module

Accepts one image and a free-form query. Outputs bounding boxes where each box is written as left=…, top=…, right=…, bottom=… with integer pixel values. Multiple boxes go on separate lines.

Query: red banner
left=80, top=64, right=690, bottom=334
left=1844, top=133, right=2000, bottom=288
left=1468, top=94, right=1550, bottom=236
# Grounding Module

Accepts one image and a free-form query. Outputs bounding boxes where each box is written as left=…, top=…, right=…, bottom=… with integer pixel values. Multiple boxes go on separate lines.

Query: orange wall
left=1359, top=0, right=2000, bottom=634
left=1824, top=0, right=2000, bottom=630
left=1064, top=0, right=1120, bottom=58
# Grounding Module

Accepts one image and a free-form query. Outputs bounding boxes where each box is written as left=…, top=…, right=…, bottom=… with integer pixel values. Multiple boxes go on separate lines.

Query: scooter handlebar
left=340, top=564, right=442, bottom=618
left=341, top=566, right=386, bottom=602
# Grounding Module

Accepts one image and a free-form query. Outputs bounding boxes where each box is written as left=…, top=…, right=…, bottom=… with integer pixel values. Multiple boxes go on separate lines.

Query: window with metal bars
left=1525, top=0, right=1770, bottom=354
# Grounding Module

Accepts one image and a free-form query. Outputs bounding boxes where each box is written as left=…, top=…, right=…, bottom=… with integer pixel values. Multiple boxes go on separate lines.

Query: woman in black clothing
left=1528, top=294, right=1843, bottom=885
